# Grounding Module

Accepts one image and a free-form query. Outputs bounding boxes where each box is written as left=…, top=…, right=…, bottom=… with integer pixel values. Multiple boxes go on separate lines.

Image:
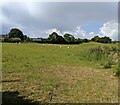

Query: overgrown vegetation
left=83, top=45, right=119, bottom=76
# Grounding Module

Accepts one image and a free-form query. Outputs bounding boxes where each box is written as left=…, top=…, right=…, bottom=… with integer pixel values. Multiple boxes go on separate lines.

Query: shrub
left=4, top=38, right=21, bottom=43
left=86, top=46, right=118, bottom=70
left=88, top=46, right=104, bottom=60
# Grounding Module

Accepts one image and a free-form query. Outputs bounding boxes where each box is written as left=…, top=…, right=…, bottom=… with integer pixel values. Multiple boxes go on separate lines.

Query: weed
left=103, top=61, right=112, bottom=69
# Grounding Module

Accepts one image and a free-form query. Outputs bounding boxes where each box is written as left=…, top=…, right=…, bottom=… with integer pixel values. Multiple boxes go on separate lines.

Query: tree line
left=2, top=28, right=113, bottom=44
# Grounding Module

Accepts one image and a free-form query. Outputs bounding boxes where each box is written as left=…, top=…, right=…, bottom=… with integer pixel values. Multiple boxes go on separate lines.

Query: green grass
left=3, top=42, right=118, bottom=72
left=2, top=42, right=119, bottom=103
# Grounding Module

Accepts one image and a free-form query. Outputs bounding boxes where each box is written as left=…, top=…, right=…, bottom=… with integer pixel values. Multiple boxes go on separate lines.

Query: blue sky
left=1, top=2, right=118, bottom=40
left=81, top=22, right=102, bottom=33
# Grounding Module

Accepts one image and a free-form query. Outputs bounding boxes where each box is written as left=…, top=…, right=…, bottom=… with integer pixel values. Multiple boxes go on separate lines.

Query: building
left=0, top=34, right=9, bottom=42
left=32, top=38, right=48, bottom=43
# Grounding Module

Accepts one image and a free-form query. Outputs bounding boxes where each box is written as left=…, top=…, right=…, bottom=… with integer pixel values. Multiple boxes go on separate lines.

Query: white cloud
left=71, top=26, right=97, bottom=39
left=2, top=2, right=117, bottom=32
left=28, top=21, right=118, bottom=41
left=61, top=21, right=118, bottom=41
left=99, top=21, right=118, bottom=41
left=70, top=21, right=118, bottom=41
left=74, top=26, right=87, bottom=38
left=1, top=2, right=118, bottom=41
left=1, top=2, right=117, bottom=41
left=46, top=28, right=62, bottom=36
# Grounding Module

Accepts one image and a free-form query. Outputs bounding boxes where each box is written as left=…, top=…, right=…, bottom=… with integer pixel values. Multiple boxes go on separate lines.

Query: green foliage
left=99, top=36, right=112, bottom=43
left=83, top=45, right=119, bottom=76
left=75, top=38, right=83, bottom=43
left=64, top=33, right=75, bottom=43
left=48, top=32, right=66, bottom=44
left=103, top=60, right=112, bottom=69
left=9, top=28, right=24, bottom=40
left=91, top=36, right=100, bottom=42
left=4, top=38, right=21, bottom=43
left=82, top=38, right=90, bottom=43
left=7, top=28, right=113, bottom=44
left=115, top=66, right=120, bottom=76
left=7, top=28, right=31, bottom=42
left=2, top=42, right=118, bottom=103
left=91, top=36, right=112, bottom=43
left=88, top=46, right=105, bottom=60
left=23, top=35, right=30, bottom=41
left=48, top=32, right=57, bottom=43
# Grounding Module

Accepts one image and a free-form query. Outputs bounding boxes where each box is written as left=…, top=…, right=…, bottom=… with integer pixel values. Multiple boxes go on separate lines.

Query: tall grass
left=82, top=45, right=119, bottom=76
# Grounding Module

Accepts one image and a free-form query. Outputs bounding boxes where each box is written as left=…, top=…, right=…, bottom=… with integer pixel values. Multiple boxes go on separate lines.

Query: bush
left=86, top=46, right=118, bottom=70
left=83, top=45, right=120, bottom=77
left=88, top=46, right=104, bottom=60
left=4, top=38, right=21, bottom=43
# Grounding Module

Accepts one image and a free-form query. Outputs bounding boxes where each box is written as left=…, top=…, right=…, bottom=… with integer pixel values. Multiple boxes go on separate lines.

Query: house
left=32, top=38, right=48, bottom=43
left=32, top=38, right=42, bottom=42
left=0, top=34, right=9, bottom=42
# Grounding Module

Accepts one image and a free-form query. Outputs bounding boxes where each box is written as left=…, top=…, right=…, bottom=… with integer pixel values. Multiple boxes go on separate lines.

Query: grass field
left=2, top=42, right=119, bottom=104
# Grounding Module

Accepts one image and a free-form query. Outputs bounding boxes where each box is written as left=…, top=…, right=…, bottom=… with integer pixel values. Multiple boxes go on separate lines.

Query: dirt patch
left=2, top=65, right=118, bottom=103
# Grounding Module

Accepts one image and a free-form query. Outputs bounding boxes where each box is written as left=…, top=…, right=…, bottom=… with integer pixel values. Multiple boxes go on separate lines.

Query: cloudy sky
left=1, top=1, right=118, bottom=40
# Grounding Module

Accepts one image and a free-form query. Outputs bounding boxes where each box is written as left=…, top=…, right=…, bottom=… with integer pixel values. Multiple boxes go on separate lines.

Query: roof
left=0, top=34, right=9, bottom=38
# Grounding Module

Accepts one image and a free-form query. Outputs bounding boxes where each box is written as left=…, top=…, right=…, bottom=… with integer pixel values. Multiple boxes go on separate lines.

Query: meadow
left=2, top=42, right=119, bottom=104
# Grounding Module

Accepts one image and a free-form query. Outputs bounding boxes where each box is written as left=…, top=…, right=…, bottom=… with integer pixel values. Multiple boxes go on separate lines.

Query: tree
left=91, top=36, right=112, bottom=43
left=9, top=28, right=24, bottom=40
left=64, top=33, right=75, bottom=43
left=48, top=32, right=66, bottom=44
left=23, top=35, right=31, bottom=42
left=48, top=32, right=58, bottom=43
left=91, top=36, right=100, bottom=42
left=74, top=38, right=83, bottom=44
left=82, top=38, right=90, bottom=43
left=99, top=36, right=112, bottom=43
